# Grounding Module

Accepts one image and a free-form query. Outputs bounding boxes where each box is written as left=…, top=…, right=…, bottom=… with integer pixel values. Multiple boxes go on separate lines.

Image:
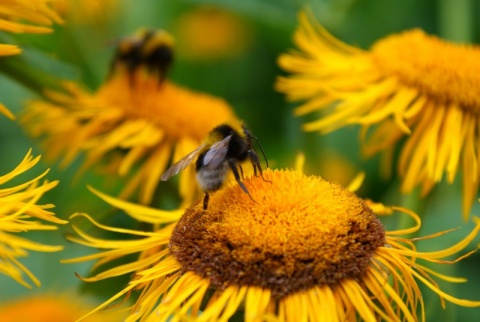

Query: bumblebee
left=110, top=29, right=174, bottom=81
left=161, top=122, right=269, bottom=210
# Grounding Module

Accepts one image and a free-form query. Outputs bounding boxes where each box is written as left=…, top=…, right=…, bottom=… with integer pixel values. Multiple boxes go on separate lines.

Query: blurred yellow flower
left=64, top=169, right=480, bottom=321
left=52, top=0, right=118, bottom=24
left=0, top=150, right=66, bottom=287
left=0, top=0, right=62, bottom=56
left=277, top=11, right=480, bottom=219
left=316, top=150, right=358, bottom=187
left=175, top=6, right=253, bottom=61
left=0, top=0, right=62, bottom=115
left=0, top=293, right=125, bottom=321
left=22, top=29, right=237, bottom=206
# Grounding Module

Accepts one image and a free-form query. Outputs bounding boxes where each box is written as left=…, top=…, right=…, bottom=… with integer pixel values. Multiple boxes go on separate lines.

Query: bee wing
left=160, top=144, right=205, bottom=181
left=203, top=134, right=233, bottom=169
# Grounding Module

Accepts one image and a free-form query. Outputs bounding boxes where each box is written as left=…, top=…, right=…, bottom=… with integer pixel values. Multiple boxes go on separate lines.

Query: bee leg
left=248, top=151, right=260, bottom=177
left=247, top=150, right=271, bottom=183
left=228, top=159, right=257, bottom=203
left=203, top=193, right=210, bottom=210
left=238, top=163, right=245, bottom=180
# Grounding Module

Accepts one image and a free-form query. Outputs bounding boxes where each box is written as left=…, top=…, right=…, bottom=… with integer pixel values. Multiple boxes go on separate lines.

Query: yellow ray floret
left=0, top=150, right=66, bottom=287
left=0, top=0, right=62, bottom=56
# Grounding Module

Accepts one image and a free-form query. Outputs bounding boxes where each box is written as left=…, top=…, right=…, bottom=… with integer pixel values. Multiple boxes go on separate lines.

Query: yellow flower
left=277, top=11, right=480, bottom=219
left=0, top=0, right=62, bottom=115
left=64, top=169, right=480, bottom=321
left=0, top=0, right=62, bottom=56
left=0, top=150, right=66, bottom=287
left=52, top=0, right=118, bottom=24
left=0, top=293, right=125, bottom=321
left=314, top=150, right=358, bottom=187
left=22, top=29, right=237, bottom=205
left=175, top=6, right=253, bottom=61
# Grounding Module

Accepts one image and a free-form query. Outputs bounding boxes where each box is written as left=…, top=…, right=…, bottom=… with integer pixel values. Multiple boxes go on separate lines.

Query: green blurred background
left=0, top=0, right=479, bottom=320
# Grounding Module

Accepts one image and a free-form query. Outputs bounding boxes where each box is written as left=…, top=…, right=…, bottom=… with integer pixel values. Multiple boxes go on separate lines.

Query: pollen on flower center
left=169, top=169, right=385, bottom=299
left=372, top=29, right=480, bottom=111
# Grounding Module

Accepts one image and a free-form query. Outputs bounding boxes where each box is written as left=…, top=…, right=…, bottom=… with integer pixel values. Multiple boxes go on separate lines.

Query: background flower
left=0, top=0, right=62, bottom=56
left=0, top=293, right=125, bottom=322
left=52, top=0, right=119, bottom=25
left=174, top=5, right=253, bottom=61
left=0, top=0, right=62, bottom=117
left=277, top=11, right=480, bottom=219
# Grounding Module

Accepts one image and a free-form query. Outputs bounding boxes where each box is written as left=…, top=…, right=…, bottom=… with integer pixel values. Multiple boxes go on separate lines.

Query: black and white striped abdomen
left=196, top=161, right=229, bottom=192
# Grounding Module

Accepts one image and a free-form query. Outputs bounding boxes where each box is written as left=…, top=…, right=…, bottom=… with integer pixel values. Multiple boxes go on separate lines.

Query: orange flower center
left=97, top=74, right=236, bottom=141
left=372, top=29, right=480, bottom=111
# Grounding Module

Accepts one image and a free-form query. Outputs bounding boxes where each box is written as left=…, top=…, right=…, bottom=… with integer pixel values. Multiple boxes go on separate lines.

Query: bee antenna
left=250, top=135, right=269, bottom=168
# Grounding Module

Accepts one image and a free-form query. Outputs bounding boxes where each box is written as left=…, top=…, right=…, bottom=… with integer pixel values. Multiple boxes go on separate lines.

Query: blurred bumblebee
left=110, top=28, right=174, bottom=81
left=161, top=122, right=269, bottom=210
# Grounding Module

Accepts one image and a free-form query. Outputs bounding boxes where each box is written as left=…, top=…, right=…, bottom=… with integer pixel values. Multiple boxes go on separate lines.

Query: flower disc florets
left=170, top=169, right=385, bottom=298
